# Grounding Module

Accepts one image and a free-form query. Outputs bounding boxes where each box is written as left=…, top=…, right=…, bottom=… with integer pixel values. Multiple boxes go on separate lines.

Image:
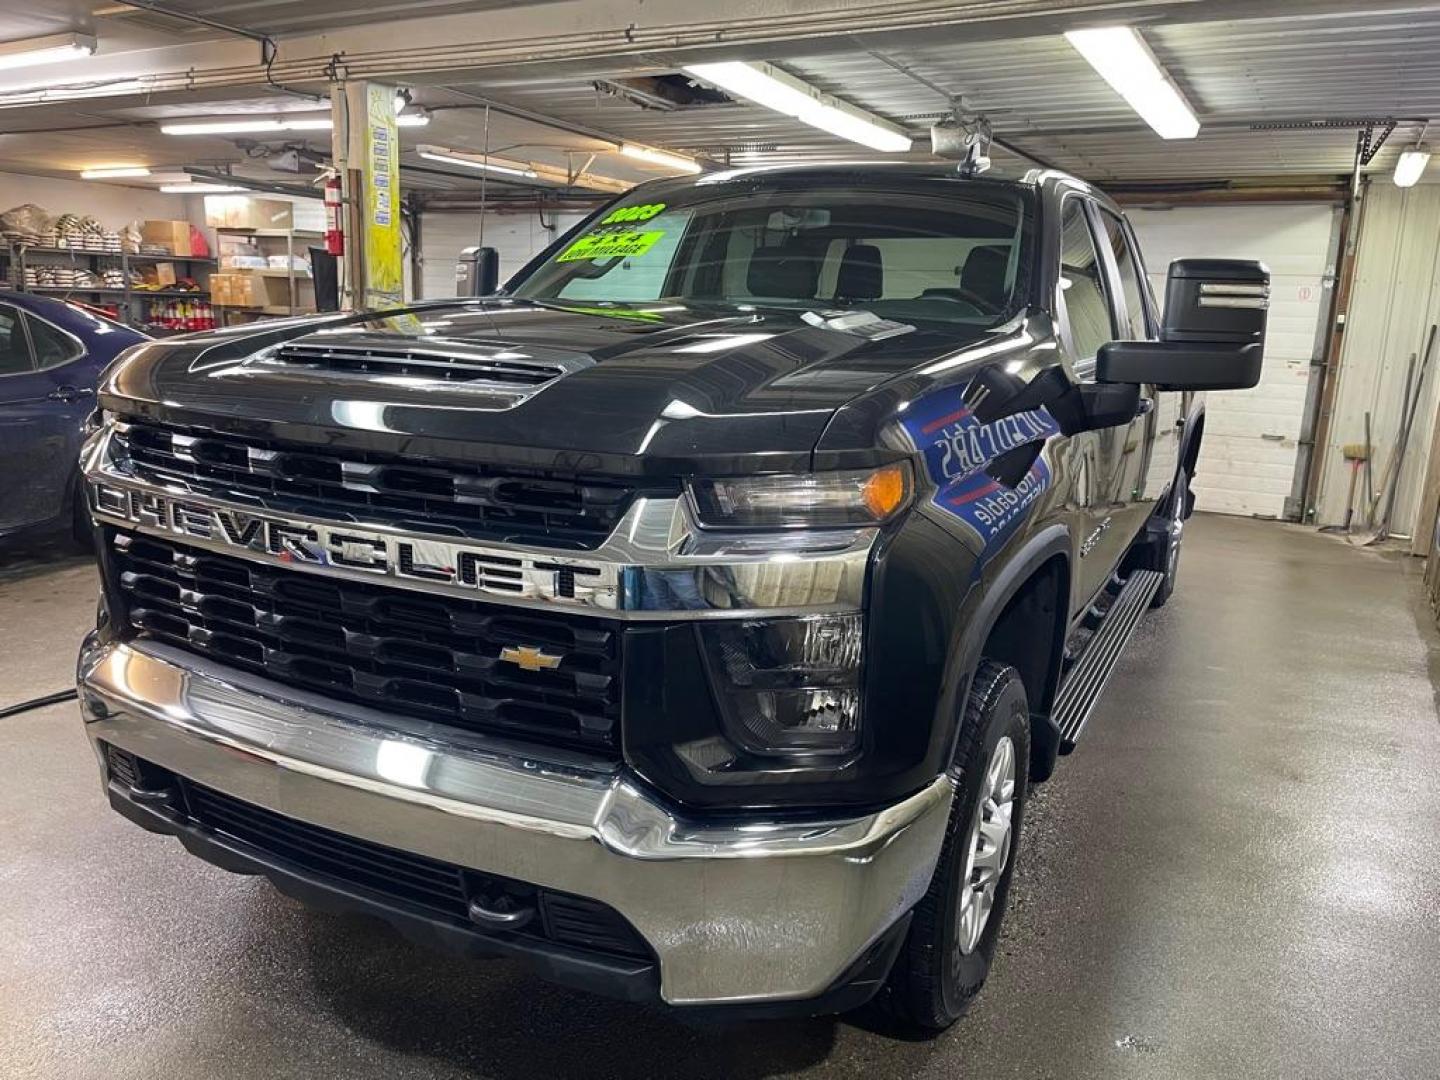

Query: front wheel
left=880, top=660, right=1031, bottom=1031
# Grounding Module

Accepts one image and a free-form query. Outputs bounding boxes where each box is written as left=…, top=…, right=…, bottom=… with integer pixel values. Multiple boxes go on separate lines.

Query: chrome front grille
left=113, top=419, right=667, bottom=550
left=109, top=531, right=623, bottom=754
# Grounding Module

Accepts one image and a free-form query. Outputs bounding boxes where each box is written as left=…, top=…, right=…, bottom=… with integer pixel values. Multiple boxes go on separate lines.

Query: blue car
left=0, top=292, right=148, bottom=543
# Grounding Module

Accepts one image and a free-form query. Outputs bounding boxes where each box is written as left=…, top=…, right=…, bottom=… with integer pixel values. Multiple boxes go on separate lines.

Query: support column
left=330, top=79, right=403, bottom=310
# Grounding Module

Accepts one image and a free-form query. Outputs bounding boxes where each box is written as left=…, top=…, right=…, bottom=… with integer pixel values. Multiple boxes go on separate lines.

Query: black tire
left=880, top=660, right=1031, bottom=1032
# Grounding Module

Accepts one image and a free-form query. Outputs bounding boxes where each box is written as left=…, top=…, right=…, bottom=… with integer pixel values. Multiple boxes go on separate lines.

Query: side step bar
left=1053, top=569, right=1164, bottom=753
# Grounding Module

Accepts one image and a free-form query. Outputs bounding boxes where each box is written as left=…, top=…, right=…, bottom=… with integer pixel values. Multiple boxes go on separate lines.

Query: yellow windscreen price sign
left=556, top=230, right=666, bottom=263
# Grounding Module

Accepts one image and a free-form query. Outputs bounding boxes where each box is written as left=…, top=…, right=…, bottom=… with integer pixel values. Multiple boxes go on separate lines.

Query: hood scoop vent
left=265, top=342, right=570, bottom=389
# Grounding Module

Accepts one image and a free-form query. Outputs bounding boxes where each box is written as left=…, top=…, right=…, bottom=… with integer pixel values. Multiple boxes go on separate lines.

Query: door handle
left=47, top=385, right=94, bottom=403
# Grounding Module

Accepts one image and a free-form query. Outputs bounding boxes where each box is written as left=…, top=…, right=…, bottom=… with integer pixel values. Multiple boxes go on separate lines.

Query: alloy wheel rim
left=955, top=735, right=1017, bottom=957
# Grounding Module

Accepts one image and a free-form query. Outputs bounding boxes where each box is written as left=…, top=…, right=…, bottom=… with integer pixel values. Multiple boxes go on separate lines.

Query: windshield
left=510, top=181, right=1032, bottom=329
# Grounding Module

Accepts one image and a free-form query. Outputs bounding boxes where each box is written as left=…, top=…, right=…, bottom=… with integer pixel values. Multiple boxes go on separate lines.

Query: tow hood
left=102, top=298, right=989, bottom=475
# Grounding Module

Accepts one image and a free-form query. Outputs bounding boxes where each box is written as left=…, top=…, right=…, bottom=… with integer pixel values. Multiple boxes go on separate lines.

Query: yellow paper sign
left=363, top=83, right=403, bottom=309
left=556, top=230, right=665, bottom=263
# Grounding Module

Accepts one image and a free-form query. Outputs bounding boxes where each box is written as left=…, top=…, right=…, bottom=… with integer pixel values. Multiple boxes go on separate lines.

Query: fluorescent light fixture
left=683, top=60, right=912, bottom=152
left=1064, top=26, right=1200, bottom=139
left=1394, top=146, right=1431, bottom=188
left=162, top=112, right=428, bottom=136
left=0, top=32, right=96, bottom=72
left=159, top=183, right=244, bottom=193
left=620, top=143, right=702, bottom=174
left=417, top=145, right=539, bottom=178
left=79, top=166, right=150, bottom=179
left=162, top=118, right=287, bottom=135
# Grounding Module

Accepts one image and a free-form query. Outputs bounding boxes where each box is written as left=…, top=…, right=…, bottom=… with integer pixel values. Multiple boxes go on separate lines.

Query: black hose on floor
left=0, top=688, right=78, bottom=720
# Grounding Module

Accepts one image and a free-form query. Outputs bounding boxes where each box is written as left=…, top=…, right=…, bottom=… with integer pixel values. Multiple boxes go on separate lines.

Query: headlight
left=688, top=463, right=911, bottom=530
left=697, top=614, right=864, bottom=756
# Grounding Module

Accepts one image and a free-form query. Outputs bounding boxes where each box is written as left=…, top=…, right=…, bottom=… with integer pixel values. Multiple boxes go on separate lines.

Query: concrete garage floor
left=2, top=515, right=1438, bottom=1080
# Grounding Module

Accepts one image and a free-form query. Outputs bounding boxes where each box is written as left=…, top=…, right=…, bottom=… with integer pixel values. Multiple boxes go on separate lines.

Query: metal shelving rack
left=213, top=227, right=321, bottom=322
left=0, top=244, right=214, bottom=330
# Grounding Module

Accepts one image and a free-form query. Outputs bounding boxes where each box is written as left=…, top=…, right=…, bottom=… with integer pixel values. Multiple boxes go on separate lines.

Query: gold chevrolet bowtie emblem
left=499, top=645, right=564, bottom=672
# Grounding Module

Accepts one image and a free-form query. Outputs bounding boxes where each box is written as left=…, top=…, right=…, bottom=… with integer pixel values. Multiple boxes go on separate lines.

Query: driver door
left=1055, top=197, right=1140, bottom=604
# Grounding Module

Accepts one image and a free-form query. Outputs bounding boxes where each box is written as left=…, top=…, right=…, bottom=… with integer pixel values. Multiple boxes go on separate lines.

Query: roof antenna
left=931, top=97, right=992, bottom=177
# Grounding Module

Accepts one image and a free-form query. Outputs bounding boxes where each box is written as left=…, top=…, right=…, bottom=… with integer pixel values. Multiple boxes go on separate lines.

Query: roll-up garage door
left=1128, top=204, right=1339, bottom=518
left=418, top=212, right=586, bottom=299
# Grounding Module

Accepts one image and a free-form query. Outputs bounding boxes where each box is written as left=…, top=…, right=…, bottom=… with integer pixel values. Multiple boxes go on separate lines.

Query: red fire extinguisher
left=323, top=172, right=344, bottom=256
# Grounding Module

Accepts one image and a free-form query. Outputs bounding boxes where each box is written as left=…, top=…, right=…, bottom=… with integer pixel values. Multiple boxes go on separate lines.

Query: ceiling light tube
left=79, top=166, right=150, bottom=179
left=620, top=143, right=702, bottom=174
left=161, top=118, right=288, bottom=135
left=1064, top=26, right=1200, bottom=140
left=416, top=146, right=539, bottom=178
left=162, top=113, right=428, bottom=136
left=1394, top=146, right=1431, bottom=188
left=683, top=61, right=912, bottom=153
left=0, top=32, right=96, bottom=72
left=159, top=183, right=245, bottom=193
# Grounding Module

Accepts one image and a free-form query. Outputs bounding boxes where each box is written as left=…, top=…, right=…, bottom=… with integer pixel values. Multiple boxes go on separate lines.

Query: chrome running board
left=1054, top=569, right=1164, bottom=753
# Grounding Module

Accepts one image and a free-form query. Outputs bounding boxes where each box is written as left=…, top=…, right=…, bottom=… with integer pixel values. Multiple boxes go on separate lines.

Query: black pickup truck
left=76, top=164, right=1267, bottom=1031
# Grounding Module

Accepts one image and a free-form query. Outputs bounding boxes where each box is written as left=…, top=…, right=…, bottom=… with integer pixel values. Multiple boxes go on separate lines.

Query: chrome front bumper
left=78, top=636, right=953, bottom=1006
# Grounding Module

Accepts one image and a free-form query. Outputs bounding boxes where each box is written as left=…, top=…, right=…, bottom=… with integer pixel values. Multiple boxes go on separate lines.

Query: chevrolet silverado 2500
left=76, top=164, right=1267, bottom=1030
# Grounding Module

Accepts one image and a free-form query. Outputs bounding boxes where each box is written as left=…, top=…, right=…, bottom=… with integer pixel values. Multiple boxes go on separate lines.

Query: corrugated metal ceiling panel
left=451, top=6, right=1440, bottom=181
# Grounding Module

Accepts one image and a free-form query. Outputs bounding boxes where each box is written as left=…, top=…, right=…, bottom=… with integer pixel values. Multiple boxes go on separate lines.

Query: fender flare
left=938, top=521, right=1072, bottom=773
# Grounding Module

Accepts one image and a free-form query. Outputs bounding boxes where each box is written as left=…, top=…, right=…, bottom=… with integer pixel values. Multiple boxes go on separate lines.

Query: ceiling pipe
left=1110, top=184, right=1348, bottom=206
left=109, top=0, right=322, bottom=102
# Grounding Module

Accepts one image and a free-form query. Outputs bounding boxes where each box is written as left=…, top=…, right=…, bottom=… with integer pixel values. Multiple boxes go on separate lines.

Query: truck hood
left=102, top=298, right=988, bottom=475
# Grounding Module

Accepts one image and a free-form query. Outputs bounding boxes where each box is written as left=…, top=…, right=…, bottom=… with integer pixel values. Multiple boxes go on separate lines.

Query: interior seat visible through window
left=836, top=244, right=884, bottom=301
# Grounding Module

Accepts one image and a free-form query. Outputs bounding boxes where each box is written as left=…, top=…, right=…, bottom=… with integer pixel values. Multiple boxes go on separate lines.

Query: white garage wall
left=1315, top=183, right=1440, bottom=542
left=417, top=210, right=586, bottom=299
left=1128, top=204, right=1339, bottom=518
left=0, top=171, right=198, bottom=234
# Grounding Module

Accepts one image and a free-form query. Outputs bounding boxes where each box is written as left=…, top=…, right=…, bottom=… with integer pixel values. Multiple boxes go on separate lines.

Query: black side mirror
left=967, top=362, right=1139, bottom=437
left=456, top=245, right=500, bottom=296
left=1097, top=258, right=1269, bottom=391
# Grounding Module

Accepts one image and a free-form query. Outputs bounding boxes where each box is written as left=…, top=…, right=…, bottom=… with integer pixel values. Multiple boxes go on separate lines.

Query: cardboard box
left=210, top=273, right=263, bottom=307
left=204, top=196, right=293, bottom=232
left=140, top=220, right=193, bottom=257
left=154, top=262, right=176, bottom=288
left=210, top=271, right=296, bottom=309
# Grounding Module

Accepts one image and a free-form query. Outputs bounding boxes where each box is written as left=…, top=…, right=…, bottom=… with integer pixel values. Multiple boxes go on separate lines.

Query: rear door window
left=23, top=313, right=83, bottom=371
left=1057, top=199, right=1117, bottom=369
left=1096, top=210, right=1155, bottom=340
left=0, top=305, right=33, bottom=377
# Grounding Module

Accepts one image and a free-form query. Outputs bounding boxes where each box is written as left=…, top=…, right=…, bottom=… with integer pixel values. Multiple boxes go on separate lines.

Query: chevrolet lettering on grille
left=89, top=479, right=618, bottom=610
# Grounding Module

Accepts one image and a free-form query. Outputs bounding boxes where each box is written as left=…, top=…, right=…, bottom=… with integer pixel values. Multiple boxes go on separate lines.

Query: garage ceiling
left=0, top=0, right=1438, bottom=193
